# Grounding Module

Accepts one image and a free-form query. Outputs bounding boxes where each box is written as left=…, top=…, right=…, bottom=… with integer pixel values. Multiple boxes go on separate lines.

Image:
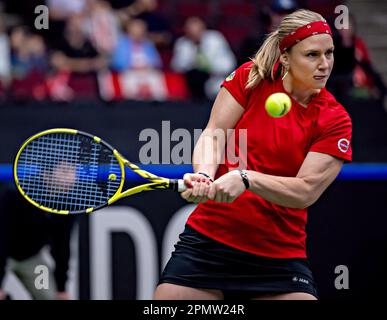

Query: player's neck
left=282, top=76, right=320, bottom=108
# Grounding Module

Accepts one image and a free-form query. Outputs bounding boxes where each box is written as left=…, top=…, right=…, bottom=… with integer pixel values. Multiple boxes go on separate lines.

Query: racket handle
left=169, top=179, right=187, bottom=192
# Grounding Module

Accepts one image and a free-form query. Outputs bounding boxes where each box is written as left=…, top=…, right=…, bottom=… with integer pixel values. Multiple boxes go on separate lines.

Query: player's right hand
left=0, top=289, right=6, bottom=300
left=181, top=173, right=212, bottom=203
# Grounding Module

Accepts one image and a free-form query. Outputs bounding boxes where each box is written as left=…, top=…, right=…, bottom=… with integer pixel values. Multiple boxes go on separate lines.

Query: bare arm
left=181, top=87, right=244, bottom=202
left=248, top=152, right=344, bottom=208
left=192, top=87, right=244, bottom=178
left=209, top=151, right=344, bottom=208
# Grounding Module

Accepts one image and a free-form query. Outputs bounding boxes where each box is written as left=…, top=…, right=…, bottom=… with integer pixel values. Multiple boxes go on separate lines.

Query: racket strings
left=16, top=133, right=122, bottom=212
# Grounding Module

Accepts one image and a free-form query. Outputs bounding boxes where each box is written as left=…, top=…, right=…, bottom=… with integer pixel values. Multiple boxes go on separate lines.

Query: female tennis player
left=155, top=9, right=352, bottom=300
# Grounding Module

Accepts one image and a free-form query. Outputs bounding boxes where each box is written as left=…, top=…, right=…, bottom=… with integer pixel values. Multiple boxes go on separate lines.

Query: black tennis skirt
left=159, top=225, right=318, bottom=300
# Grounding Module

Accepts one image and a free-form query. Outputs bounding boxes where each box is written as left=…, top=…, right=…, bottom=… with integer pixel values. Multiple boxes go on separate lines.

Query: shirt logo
left=226, top=71, right=235, bottom=81
left=338, top=138, right=350, bottom=153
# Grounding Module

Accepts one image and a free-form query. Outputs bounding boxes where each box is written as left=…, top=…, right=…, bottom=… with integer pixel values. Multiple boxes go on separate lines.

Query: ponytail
left=246, top=30, right=281, bottom=89
left=245, top=9, right=326, bottom=89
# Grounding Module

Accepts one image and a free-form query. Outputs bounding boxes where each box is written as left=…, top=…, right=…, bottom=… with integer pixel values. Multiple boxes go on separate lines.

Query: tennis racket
left=14, top=128, right=187, bottom=215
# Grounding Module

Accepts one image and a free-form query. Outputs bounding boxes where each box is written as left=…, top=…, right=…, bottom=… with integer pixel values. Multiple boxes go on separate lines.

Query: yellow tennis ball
left=265, top=93, right=292, bottom=118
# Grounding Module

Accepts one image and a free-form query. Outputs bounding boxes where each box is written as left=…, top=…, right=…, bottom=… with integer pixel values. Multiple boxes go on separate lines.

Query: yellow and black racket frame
left=14, top=128, right=184, bottom=215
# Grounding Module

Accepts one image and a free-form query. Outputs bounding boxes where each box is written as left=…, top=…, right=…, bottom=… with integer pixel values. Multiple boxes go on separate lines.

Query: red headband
left=279, top=20, right=332, bottom=53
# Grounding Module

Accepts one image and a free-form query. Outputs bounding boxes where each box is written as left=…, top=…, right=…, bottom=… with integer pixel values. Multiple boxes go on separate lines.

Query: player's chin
left=309, top=81, right=325, bottom=90
left=312, top=77, right=329, bottom=88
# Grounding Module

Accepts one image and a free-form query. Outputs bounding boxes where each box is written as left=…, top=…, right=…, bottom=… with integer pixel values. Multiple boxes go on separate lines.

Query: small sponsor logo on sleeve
left=338, top=138, right=350, bottom=153
left=226, top=71, right=236, bottom=81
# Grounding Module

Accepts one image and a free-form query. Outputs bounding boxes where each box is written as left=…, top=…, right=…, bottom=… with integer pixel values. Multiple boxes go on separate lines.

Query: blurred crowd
left=0, top=0, right=385, bottom=104
left=0, top=0, right=235, bottom=101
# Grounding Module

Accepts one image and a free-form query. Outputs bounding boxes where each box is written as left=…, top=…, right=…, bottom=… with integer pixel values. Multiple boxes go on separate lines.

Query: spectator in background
left=0, top=14, right=11, bottom=92
left=10, top=27, right=48, bottom=78
left=51, top=15, right=106, bottom=74
left=46, top=0, right=87, bottom=49
left=110, top=18, right=167, bottom=100
left=0, top=185, right=77, bottom=300
left=124, top=0, right=172, bottom=50
left=84, top=0, right=120, bottom=57
left=49, top=15, right=106, bottom=101
left=238, top=0, right=300, bottom=65
left=171, top=17, right=236, bottom=100
left=9, top=26, right=48, bottom=100
left=328, top=14, right=386, bottom=104
left=110, top=18, right=162, bottom=71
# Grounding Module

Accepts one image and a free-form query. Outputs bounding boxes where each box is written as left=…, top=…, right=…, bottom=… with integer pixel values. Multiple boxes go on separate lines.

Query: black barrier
left=0, top=100, right=212, bottom=164
left=1, top=97, right=387, bottom=163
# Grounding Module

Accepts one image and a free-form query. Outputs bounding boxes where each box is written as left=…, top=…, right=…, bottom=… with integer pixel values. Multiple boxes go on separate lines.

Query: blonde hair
left=246, top=9, right=326, bottom=89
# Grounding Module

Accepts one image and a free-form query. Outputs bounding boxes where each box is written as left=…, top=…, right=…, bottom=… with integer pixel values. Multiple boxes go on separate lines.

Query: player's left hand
left=208, top=170, right=246, bottom=203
